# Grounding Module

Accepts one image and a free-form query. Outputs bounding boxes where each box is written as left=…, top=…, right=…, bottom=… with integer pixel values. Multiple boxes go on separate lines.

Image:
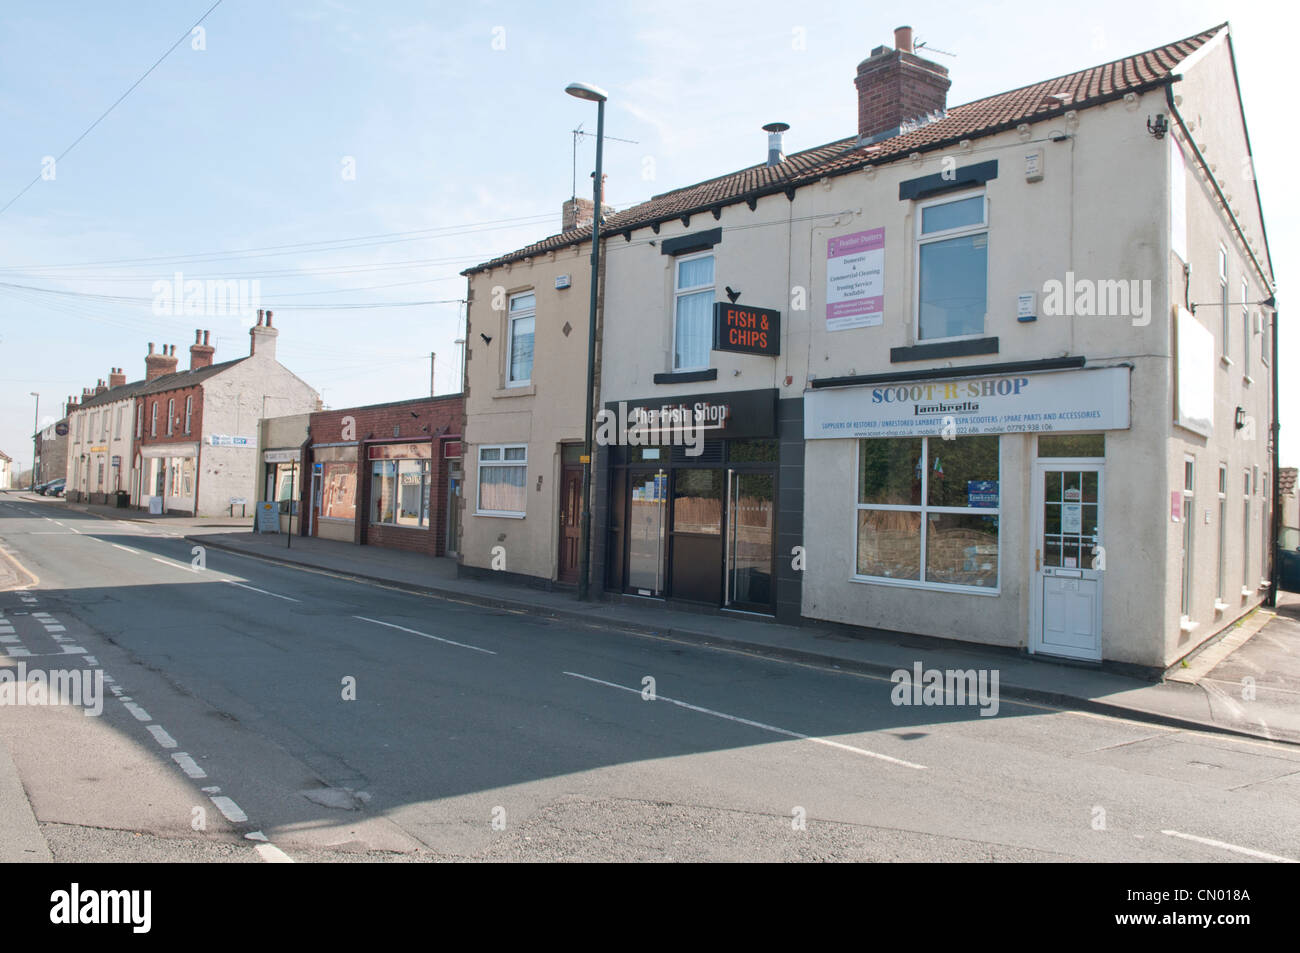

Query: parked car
left=33, top=480, right=55, bottom=495
left=47, top=480, right=66, bottom=497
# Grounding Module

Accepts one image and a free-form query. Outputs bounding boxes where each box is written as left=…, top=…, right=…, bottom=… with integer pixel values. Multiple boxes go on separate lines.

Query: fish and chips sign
left=804, top=366, right=1130, bottom=439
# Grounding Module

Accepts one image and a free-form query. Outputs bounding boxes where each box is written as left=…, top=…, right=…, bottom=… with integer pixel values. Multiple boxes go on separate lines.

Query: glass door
left=726, top=469, right=776, bottom=611
left=626, top=468, right=667, bottom=596
left=1033, top=464, right=1103, bottom=660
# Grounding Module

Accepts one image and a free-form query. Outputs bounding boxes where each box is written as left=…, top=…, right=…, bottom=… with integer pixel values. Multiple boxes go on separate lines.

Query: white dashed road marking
left=564, top=671, right=928, bottom=771
left=354, top=615, right=497, bottom=655
left=223, top=581, right=300, bottom=603
left=254, top=843, right=294, bottom=863
left=209, top=796, right=248, bottom=823
left=171, top=752, right=207, bottom=779
left=147, top=724, right=178, bottom=749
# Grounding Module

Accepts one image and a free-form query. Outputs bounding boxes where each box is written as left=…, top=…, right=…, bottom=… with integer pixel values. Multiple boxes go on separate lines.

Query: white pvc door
left=1032, top=463, right=1103, bottom=660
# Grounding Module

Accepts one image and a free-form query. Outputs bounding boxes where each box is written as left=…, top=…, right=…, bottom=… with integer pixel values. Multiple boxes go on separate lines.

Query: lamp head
left=565, top=82, right=608, bottom=103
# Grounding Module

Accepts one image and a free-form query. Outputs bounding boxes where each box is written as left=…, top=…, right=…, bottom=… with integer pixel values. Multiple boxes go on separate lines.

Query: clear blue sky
left=0, top=0, right=1292, bottom=473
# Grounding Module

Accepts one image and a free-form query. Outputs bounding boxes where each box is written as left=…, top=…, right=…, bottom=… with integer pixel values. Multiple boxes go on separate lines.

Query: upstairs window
left=673, top=252, right=714, bottom=370
left=184, top=395, right=193, bottom=434
left=1241, top=277, right=1251, bottom=377
left=1218, top=246, right=1229, bottom=361
left=167, top=398, right=175, bottom=436
left=917, top=192, right=988, bottom=340
left=507, top=292, right=535, bottom=386
left=150, top=402, right=158, bottom=437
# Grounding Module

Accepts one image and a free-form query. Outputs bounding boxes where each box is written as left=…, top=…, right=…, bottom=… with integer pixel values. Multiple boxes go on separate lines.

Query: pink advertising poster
left=826, top=228, right=885, bottom=331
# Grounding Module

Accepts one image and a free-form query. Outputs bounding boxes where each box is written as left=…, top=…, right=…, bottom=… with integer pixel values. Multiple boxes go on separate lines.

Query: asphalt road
left=1, top=494, right=1298, bottom=862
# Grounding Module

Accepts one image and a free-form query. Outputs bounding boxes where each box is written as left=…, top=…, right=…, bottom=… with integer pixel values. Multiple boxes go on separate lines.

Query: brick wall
left=308, top=395, right=463, bottom=557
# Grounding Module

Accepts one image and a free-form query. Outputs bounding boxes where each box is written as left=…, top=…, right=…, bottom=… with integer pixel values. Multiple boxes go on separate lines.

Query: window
left=1262, top=310, right=1270, bottom=366
left=150, top=402, right=158, bottom=437
left=1241, top=278, right=1251, bottom=378
left=101, top=411, right=109, bottom=439
left=136, top=403, right=143, bottom=439
left=1261, top=475, right=1270, bottom=584
left=184, top=396, right=193, bottom=434
left=1218, top=247, right=1229, bottom=360
left=114, top=407, right=124, bottom=440
left=477, top=444, right=527, bottom=516
left=917, top=192, right=988, bottom=340
left=320, top=463, right=356, bottom=520
left=97, top=462, right=104, bottom=490
left=507, top=292, right=535, bottom=386
left=89, top=412, right=99, bottom=440
left=673, top=252, right=714, bottom=370
left=370, top=458, right=430, bottom=527
left=1217, top=465, right=1228, bottom=604
left=167, top=398, right=175, bottom=436
left=854, top=436, right=999, bottom=590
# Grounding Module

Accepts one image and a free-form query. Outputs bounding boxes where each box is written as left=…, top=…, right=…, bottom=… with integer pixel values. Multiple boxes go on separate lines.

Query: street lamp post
left=29, top=393, right=39, bottom=490
left=565, top=81, right=607, bottom=601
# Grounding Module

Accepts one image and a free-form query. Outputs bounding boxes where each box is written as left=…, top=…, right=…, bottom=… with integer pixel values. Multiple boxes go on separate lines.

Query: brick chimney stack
left=189, top=329, right=215, bottom=370
left=562, top=175, right=612, bottom=232
left=109, top=367, right=126, bottom=388
left=94, top=378, right=108, bottom=396
left=854, top=25, right=951, bottom=144
left=145, top=342, right=179, bottom=382
left=249, top=309, right=278, bottom=361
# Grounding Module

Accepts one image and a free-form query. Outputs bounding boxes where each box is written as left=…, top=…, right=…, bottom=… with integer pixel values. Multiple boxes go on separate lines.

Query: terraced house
left=463, top=23, right=1275, bottom=671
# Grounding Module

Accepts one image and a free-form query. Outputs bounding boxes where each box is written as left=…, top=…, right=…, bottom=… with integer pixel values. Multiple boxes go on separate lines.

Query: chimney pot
left=894, top=25, right=914, bottom=54
left=257, top=308, right=265, bottom=326
left=265, top=310, right=272, bottom=326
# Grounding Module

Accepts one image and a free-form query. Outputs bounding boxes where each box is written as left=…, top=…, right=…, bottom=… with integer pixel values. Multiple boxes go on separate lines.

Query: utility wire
left=0, top=0, right=225, bottom=218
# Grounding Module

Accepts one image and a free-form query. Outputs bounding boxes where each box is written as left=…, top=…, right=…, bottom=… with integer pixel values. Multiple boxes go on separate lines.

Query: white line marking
left=0, top=637, right=18, bottom=644
left=244, top=830, right=268, bottom=842
left=353, top=615, right=497, bottom=655
left=31, top=613, right=51, bottom=619
left=1162, top=830, right=1297, bottom=863
left=147, top=725, right=178, bottom=749
left=563, top=671, right=927, bottom=770
left=43, top=625, right=66, bottom=633
left=223, top=580, right=300, bottom=602
left=171, top=752, right=207, bottom=779
left=122, top=701, right=151, bottom=722
left=152, top=557, right=196, bottom=572
left=112, top=544, right=140, bottom=554
left=201, top=786, right=221, bottom=794
left=209, top=796, right=247, bottom=823
left=82, top=656, right=98, bottom=665
left=6, top=648, right=31, bottom=657
left=254, top=843, right=294, bottom=863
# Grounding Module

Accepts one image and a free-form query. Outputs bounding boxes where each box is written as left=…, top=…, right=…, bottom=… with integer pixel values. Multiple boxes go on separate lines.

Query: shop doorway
left=626, top=468, right=667, bottom=596
left=669, top=468, right=724, bottom=604
left=446, top=465, right=462, bottom=556
left=725, top=469, right=775, bottom=611
left=1031, top=462, right=1104, bottom=660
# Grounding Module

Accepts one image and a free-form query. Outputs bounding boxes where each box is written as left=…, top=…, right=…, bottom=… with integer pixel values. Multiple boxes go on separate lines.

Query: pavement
left=16, top=490, right=1295, bottom=748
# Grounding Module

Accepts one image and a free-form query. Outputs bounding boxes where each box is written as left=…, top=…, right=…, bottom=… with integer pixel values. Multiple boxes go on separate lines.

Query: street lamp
left=566, top=80, right=607, bottom=601
left=29, top=393, right=39, bottom=490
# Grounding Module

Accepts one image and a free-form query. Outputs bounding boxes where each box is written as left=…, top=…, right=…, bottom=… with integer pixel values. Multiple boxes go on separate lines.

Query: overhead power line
left=0, top=0, right=226, bottom=218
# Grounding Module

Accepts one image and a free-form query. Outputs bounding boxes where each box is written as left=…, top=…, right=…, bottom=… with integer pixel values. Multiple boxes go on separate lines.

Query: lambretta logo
left=50, top=884, right=151, bottom=934
left=594, top=400, right=726, bottom=458
left=890, top=662, right=1000, bottom=717
left=1042, top=271, right=1152, bottom=327
left=0, top=664, right=103, bottom=716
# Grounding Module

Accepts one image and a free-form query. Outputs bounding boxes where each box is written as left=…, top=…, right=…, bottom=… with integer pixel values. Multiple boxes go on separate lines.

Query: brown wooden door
left=558, top=465, right=583, bottom=583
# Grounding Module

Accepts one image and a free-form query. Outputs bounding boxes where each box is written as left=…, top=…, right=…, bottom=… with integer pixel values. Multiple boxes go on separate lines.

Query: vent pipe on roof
left=763, top=122, right=789, bottom=167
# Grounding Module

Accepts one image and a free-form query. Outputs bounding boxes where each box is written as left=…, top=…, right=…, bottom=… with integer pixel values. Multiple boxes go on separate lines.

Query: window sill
left=891, top=337, right=999, bottom=363
left=1243, top=375, right=1254, bottom=386
left=1241, top=587, right=1253, bottom=598
left=1258, top=579, right=1271, bottom=589
left=653, top=369, right=718, bottom=385
left=849, top=574, right=1000, bottom=597
left=1220, top=355, right=1234, bottom=368
left=474, top=510, right=526, bottom=519
left=1179, top=616, right=1199, bottom=634
left=493, top=384, right=536, bottom=399
left=1214, top=600, right=1228, bottom=613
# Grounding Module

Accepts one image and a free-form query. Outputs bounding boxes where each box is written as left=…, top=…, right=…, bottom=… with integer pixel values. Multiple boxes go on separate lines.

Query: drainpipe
left=1269, top=307, right=1280, bottom=607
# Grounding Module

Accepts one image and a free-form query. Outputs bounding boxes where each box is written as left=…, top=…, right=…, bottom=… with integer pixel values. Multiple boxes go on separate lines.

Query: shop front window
left=855, top=435, right=1000, bottom=590
left=320, top=462, right=356, bottom=520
